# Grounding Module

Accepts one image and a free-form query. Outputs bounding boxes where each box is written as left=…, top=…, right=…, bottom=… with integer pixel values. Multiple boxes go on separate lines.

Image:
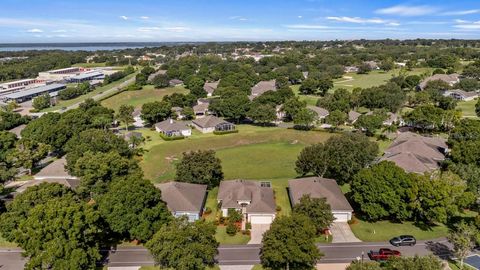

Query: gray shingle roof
left=348, top=111, right=361, bottom=122
left=203, top=81, right=219, bottom=95
left=419, top=73, right=459, bottom=89
left=155, top=182, right=207, bottom=213
left=288, top=177, right=353, bottom=212
left=34, top=157, right=77, bottom=181
left=218, top=180, right=276, bottom=214
left=192, top=115, right=231, bottom=129
left=155, top=119, right=190, bottom=132
left=307, top=106, right=329, bottom=118
left=250, top=80, right=276, bottom=97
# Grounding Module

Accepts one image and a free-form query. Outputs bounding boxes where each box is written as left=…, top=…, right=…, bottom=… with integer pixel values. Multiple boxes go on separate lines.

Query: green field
left=101, top=85, right=188, bottom=111
left=139, top=125, right=333, bottom=182
left=43, top=72, right=137, bottom=112
left=72, top=62, right=107, bottom=68
left=456, top=99, right=479, bottom=119
left=350, top=219, right=449, bottom=242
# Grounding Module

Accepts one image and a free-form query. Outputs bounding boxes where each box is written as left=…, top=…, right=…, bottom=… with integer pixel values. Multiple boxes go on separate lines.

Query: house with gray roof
left=203, top=81, right=219, bottom=97
left=443, top=89, right=479, bottom=101
left=250, top=80, right=276, bottom=100
left=348, top=111, right=361, bottom=124
left=192, top=115, right=235, bottom=133
left=380, top=132, right=447, bottom=174
left=289, top=177, right=353, bottom=222
left=307, top=105, right=329, bottom=120
left=155, top=182, right=207, bottom=222
left=418, top=73, right=460, bottom=90
left=193, top=103, right=210, bottom=118
left=383, top=112, right=403, bottom=126
left=218, top=180, right=276, bottom=224
left=155, top=119, right=191, bottom=137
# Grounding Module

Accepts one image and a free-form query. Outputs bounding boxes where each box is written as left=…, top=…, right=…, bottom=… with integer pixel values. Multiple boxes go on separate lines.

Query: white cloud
left=138, top=27, right=160, bottom=32
left=454, top=19, right=469, bottom=24
left=140, top=16, right=150, bottom=20
left=26, top=28, right=43, bottom=33
left=163, top=27, right=190, bottom=32
left=120, top=16, right=129, bottom=20
left=284, top=24, right=330, bottom=29
left=441, top=9, right=480, bottom=16
left=326, top=16, right=388, bottom=24
left=298, top=15, right=303, bottom=19
left=229, top=16, right=248, bottom=21
left=454, top=21, right=480, bottom=29
left=387, top=22, right=401, bottom=26
left=376, top=5, right=437, bottom=16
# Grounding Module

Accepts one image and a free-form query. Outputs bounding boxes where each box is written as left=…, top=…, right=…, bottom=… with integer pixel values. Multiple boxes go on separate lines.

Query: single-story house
left=250, top=80, right=277, bottom=100
left=443, top=89, right=479, bottom=101
left=380, top=132, right=447, bottom=174
left=217, top=180, right=276, bottom=224
left=344, top=66, right=359, bottom=73
left=155, top=119, right=192, bottom=137
left=348, top=111, right=361, bottom=124
left=203, top=81, right=219, bottom=97
left=192, top=115, right=235, bottom=134
left=418, top=73, right=460, bottom=90
left=193, top=103, right=210, bottom=118
left=132, top=108, right=145, bottom=128
left=148, top=69, right=167, bottom=82
left=169, top=79, right=184, bottom=87
left=307, top=105, right=329, bottom=120
left=155, top=182, right=207, bottom=222
left=171, top=106, right=185, bottom=119
left=288, top=177, right=354, bottom=222
left=364, top=61, right=380, bottom=70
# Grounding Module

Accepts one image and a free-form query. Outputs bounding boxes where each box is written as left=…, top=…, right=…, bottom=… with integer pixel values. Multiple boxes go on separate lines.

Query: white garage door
left=333, top=213, right=350, bottom=222
left=250, top=215, right=274, bottom=224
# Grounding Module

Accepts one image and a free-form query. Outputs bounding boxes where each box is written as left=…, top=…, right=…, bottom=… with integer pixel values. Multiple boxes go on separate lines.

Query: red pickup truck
left=368, top=248, right=401, bottom=261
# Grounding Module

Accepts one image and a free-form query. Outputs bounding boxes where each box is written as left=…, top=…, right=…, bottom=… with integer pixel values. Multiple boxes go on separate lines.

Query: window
left=260, top=181, right=271, bottom=188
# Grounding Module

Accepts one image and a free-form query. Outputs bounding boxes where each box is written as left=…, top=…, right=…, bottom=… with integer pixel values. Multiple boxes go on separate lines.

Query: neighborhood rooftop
left=218, top=180, right=276, bottom=214
left=155, top=182, right=207, bottom=213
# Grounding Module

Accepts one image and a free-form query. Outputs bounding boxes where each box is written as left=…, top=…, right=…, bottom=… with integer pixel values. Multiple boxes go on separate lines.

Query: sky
left=0, top=0, right=479, bottom=43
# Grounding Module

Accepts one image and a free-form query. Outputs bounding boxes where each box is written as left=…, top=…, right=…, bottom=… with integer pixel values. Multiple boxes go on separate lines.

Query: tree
left=351, top=161, right=414, bottom=221
left=295, top=133, right=378, bottom=184
left=0, top=111, right=28, bottom=131
left=260, top=214, right=322, bottom=270
left=97, top=177, right=172, bottom=242
left=354, top=112, right=387, bottom=136
left=293, top=108, right=316, bottom=129
left=282, top=96, right=307, bottom=120
left=8, top=138, right=50, bottom=174
left=476, top=98, right=480, bottom=118
left=141, top=101, right=172, bottom=126
left=146, top=218, right=219, bottom=270
left=32, top=93, right=51, bottom=110
left=209, top=90, right=250, bottom=123
left=73, top=151, right=142, bottom=197
left=117, top=104, right=134, bottom=131
left=380, top=59, right=395, bottom=71
left=187, top=76, right=206, bottom=98
left=448, top=222, right=477, bottom=269
left=404, top=105, right=445, bottom=132
left=64, top=129, right=131, bottom=172
left=357, top=63, right=372, bottom=74
left=325, top=110, right=347, bottom=129
left=424, top=79, right=450, bottom=92
left=456, top=78, right=479, bottom=91
left=152, top=74, right=170, bottom=88
left=346, top=261, right=381, bottom=270
left=248, top=103, right=276, bottom=125
left=293, top=195, right=335, bottom=232
left=299, top=78, right=319, bottom=95
left=175, top=150, right=223, bottom=188
left=386, top=255, right=443, bottom=270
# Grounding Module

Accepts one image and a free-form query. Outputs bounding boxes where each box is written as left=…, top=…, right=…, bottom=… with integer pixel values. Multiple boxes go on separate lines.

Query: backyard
left=101, top=85, right=188, bottom=111
left=456, top=99, right=479, bottom=119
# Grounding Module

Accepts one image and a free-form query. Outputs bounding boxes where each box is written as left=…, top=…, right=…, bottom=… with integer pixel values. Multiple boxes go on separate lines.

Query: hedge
left=213, top=129, right=239, bottom=135
left=159, top=133, right=185, bottom=141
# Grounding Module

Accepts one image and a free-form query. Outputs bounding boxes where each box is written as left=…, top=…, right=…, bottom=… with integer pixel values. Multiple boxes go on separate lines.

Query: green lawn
left=333, top=68, right=432, bottom=91
left=43, top=72, right=137, bottom=112
left=0, top=233, right=16, bottom=247
left=349, top=219, right=449, bottom=242
left=72, top=62, right=107, bottom=68
left=140, top=266, right=220, bottom=270
left=215, top=226, right=250, bottom=245
left=140, top=125, right=333, bottom=183
left=252, top=265, right=264, bottom=270
left=101, top=85, right=188, bottom=111
left=291, top=84, right=318, bottom=106
left=204, top=187, right=219, bottom=222
left=456, top=99, right=479, bottom=119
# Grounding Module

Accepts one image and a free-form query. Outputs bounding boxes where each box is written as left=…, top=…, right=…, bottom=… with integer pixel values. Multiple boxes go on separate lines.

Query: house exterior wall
left=248, top=213, right=276, bottom=224
left=181, top=129, right=192, bottom=136
left=193, top=123, right=215, bottom=133
left=173, top=211, right=200, bottom=222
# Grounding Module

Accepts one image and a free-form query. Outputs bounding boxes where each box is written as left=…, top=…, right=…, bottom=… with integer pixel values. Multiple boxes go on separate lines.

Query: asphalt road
left=0, top=239, right=452, bottom=269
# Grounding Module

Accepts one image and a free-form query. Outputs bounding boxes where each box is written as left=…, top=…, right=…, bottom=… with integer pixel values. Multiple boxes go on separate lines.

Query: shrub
left=213, top=129, right=239, bottom=135
left=276, top=206, right=282, bottom=212
left=219, top=216, right=226, bottom=225
left=204, top=207, right=212, bottom=215
left=228, top=209, right=243, bottom=223
left=159, top=133, right=185, bottom=141
left=226, top=222, right=238, bottom=236
left=246, top=222, right=252, bottom=230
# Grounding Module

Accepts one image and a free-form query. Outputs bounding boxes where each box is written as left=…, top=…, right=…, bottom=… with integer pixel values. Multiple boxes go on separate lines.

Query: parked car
left=368, top=248, right=401, bottom=261
left=390, top=235, right=417, bottom=246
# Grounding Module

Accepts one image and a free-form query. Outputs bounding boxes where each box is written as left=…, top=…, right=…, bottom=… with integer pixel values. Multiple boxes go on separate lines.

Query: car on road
left=389, top=235, right=416, bottom=246
left=368, top=248, right=401, bottom=261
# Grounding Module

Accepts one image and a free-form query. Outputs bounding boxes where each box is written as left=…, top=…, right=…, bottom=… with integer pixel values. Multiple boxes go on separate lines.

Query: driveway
left=330, top=222, right=361, bottom=243
left=248, top=224, right=270, bottom=244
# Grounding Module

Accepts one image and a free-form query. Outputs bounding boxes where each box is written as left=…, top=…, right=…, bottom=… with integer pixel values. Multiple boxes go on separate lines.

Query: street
left=0, top=238, right=451, bottom=269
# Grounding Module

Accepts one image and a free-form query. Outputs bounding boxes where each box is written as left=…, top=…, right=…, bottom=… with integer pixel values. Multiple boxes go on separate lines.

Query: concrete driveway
left=330, top=222, right=361, bottom=243
left=248, top=224, right=270, bottom=244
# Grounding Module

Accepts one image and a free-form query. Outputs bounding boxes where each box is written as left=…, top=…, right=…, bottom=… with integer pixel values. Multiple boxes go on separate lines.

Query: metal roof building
left=3, top=83, right=66, bottom=102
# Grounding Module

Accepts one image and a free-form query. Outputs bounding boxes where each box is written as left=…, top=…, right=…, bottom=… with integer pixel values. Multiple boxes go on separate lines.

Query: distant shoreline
left=0, top=42, right=209, bottom=52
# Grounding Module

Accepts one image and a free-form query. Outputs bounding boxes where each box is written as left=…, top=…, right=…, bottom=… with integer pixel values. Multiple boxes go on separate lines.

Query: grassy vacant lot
left=101, top=85, right=188, bottom=111
left=456, top=99, right=479, bottom=119
left=350, top=219, right=449, bottom=242
left=43, top=72, right=136, bottom=112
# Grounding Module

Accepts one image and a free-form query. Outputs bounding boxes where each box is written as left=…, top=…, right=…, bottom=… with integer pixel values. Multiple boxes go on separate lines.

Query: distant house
left=418, top=73, right=460, bottom=90
left=344, top=66, right=359, bottom=73
left=203, top=81, right=219, bottom=97
left=289, top=177, right=354, bottom=222
left=275, top=105, right=285, bottom=122
left=380, top=132, right=447, bottom=174
left=171, top=106, right=185, bottom=119
left=250, top=80, right=276, bottom=100
left=383, top=112, right=403, bottom=126
left=348, top=111, right=361, bottom=124
left=443, top=89, right=479, bottom=101
left=192, top=116, right=235, bottom=133
left=217, top=180, right=276, bottom=225
left=155, top=119, right=192, bottom=137
left=169, top=79, right=184, bottom=87
left=148, top=69, right=167, bottom=82
left=132, top=108, right=145, bottom=128
left=155, top=182, right=207, bottom=222
left=122, top=131, right=143, bottom=147
left=364, top=61, right=379, bottom=70
left=193, top=103, right=210, bottom=118
left=307, top=105, right=329, bottom=120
